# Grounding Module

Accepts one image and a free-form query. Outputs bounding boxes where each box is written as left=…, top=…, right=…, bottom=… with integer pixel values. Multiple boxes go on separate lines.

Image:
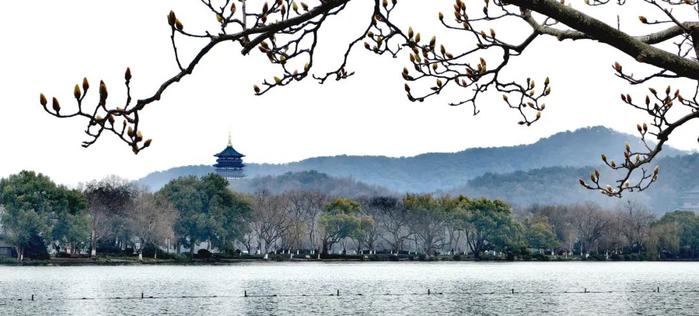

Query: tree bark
left=90, top=226, right=97, bottom=258
left=506, top=0, right=699, bottom=80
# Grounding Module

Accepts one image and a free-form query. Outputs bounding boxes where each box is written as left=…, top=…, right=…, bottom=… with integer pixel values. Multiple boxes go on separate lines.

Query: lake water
left=0, top=262, right=697, bottom=315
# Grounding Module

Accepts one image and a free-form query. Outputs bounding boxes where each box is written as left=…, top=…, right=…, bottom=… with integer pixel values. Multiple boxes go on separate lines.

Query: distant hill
left=450, top=153, right=699, bottom=213
left=137, top=126, right=687, bottom=192
left=228, top=170, right=390, bottom=197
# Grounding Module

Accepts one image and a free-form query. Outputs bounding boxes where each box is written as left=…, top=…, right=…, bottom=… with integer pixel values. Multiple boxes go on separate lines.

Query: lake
left=0, top=262, right=697, bottom=315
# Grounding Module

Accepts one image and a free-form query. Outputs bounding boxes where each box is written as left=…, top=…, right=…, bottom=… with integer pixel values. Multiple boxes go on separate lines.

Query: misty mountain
left=138, top=126, right=686, bottom=192
left=228, top=170, right=390, bottom=197
left=450, top=153, right=699, bottom=213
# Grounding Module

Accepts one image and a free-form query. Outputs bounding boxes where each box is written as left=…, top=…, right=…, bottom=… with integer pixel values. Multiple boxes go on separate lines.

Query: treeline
left=0, top=171, right=697, bottom=262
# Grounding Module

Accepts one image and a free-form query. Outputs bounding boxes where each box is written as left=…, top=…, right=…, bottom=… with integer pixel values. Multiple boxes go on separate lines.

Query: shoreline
left=2, top=256, right=698, bottom=266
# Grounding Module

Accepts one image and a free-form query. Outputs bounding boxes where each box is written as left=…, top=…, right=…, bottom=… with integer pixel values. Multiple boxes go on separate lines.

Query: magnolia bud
left=613, top=62, right=622, bottom=72
left=82, top=77, right=90, bottom=92
left=144, top=139, right=152, bottom=148
left=254, top=85, right=261, bottom=94
left=40, top=93, right=48, bottom=106
left=74, top=84, right=81, bottom=99
left=52, top=97, right=61, bottom=113
left=125, top=67, right=132, bottom=81
left=99, top=80, right=108, bottom=99
left=168, top=11, right=177, bottom=27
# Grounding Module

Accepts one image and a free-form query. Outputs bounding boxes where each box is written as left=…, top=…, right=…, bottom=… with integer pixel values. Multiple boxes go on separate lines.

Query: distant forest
left=2, top=171, right=697, bottom=262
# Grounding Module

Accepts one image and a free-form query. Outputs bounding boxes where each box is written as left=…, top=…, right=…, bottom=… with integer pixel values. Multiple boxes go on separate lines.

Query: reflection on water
left=0, top=262, right=697, bottom=315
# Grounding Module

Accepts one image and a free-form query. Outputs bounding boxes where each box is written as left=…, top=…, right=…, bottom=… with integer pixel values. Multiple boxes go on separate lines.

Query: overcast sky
left=0, top=0, right=697, bottom=186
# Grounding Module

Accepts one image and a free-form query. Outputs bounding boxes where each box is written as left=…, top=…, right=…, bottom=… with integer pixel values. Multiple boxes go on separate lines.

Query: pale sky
left=0, top=0, right=697, bottom=186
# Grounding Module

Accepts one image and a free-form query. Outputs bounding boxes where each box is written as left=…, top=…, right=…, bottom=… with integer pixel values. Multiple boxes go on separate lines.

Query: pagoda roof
left=215, top=145, right=245, bottom=158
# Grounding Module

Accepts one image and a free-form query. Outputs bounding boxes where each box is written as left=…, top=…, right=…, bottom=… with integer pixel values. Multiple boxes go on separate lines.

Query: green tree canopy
left=522, top=216, right=558, bottom=251
left=651, top=211, right=699, bottom=259
left=319, top=197, right=362, bottom=254
left=158, top=174, right=250, bottom=254
left=0, top=170, right=86, bottom=260
left=458, top=198, right=522, bottom=258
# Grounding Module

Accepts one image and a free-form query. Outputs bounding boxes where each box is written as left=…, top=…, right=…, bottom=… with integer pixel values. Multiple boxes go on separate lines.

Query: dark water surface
left=0, top=262, right=697, bottom=315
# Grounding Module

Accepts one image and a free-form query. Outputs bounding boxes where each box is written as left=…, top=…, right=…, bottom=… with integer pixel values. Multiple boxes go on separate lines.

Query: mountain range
left=137, top=126, right=696, bottom=213
left=138, top=126, right=684, bottom=187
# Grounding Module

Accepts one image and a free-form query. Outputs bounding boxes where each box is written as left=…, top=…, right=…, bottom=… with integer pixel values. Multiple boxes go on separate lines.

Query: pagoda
left=214, top=134, right=245, bottom=180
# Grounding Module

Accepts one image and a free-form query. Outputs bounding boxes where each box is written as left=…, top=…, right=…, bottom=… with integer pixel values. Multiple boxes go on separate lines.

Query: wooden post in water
left=427, top=289, right=431, bottom=295
left=31, top=294, right=34, bottom=301
left=511, top=289, right=515, bottom=294
left=244, top=290, right=248, bottom=297
left=584, top=288, right=587, bottom=293
left=657, top=286, right=660, bottom=293
left=141, top=292, right=144, bottom=299
left=336, top=289, right=340, bottom=296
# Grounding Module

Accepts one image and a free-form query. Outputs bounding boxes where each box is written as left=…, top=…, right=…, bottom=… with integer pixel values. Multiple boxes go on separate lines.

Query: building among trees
left=214, top=134, right=245, bottom=181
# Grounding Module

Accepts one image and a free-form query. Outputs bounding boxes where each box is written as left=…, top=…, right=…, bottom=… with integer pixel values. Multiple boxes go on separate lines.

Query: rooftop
left=215, top=145, right=245, bottom=158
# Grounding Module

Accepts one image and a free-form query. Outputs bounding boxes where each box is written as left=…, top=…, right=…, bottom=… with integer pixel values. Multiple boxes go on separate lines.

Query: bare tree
left=285, top=190, right=326, bottom=251
left=41, top=0, right=699, bottom=196
left=570, top=203, right=612, bottom=255
left=248, top=190, right=291, bottom=253
left=278, top=191, right=310, bottom=250
left=370, top=196, right=412, bottom=253
left=81, top=176, right=133, bottom=258
left=127, top=189, right=178, bottom=260
left=616, top=200, right=655, bottom=254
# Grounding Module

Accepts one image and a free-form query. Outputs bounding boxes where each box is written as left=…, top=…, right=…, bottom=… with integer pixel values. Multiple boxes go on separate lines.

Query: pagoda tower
left=214, top=134, right=245, bottom=181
